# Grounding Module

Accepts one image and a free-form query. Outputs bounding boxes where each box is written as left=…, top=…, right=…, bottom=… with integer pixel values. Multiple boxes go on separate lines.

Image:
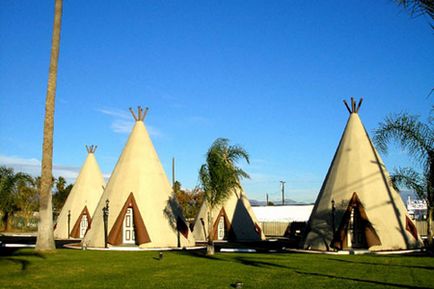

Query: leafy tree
left=373, top=109, right=433, bottom=247
left=199, top=138, right=250, bottom=255
left=0, top=167, right=34, bottom=231
left=37, top=0, right=63, bottom=252
left=15, top=176, right=39, bottom=227
left=174, top=181, right=204, bottom=220
left=52, top=176, right=73, bottom=214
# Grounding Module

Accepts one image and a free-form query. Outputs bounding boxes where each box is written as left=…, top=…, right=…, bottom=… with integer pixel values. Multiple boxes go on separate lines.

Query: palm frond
left=395, top=0, right=434, bottom=20
left=391, top=167, right=426, bottom=200
left=373, top=112, right=433, bottom=171
left=198, top=138, right=250, bottom=208
left=227, top=145, right=250, bottom=164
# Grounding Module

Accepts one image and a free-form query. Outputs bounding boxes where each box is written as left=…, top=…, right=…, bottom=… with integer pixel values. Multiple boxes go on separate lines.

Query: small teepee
left=54, top=145, right=105, bottom=239
left=301, top=98, right=423, bottom=251
left=83, top=107, right=195, bottom=248
left=193, top=188, right=265, bottom=242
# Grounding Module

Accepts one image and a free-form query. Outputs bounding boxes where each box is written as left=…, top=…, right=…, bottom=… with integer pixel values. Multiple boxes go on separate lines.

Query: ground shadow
left=176, top=249, right=226, bottom=262
left=230, top=256, right=295, bottom=270
left=295, top=270, right=432, bottom=289
left=0, top=248, right=45, bottom=271
left=326, top=257, right=434, bottom=271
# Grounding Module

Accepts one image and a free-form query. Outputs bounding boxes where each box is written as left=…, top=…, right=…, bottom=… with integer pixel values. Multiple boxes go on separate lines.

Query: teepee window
left=123, top=207, right=136, bottom=244
left=79, top=214, right=88, bottom=238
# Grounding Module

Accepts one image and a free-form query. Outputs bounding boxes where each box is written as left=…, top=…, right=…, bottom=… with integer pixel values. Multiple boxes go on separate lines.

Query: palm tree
left=394, top=0, right=434, bottom=27
left=36, top=0, right=63, bottom=252
left=52, top=177, right=73, bottom=214
left=373, top=109, right=433, bottom=247
left=199, top=138, right=250, bottom=255
left=395, top=0, right=434, bottom=18
left=0, top=167, right=34, bottom=231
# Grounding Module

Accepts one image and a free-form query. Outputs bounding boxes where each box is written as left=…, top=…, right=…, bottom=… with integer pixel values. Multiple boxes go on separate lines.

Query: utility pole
left=280, top=181, right=286, bottom=205
left=172, top=157, right=175, bottom=191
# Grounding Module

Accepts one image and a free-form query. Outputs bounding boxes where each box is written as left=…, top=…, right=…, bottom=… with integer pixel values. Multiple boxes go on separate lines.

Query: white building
left=407, top=196, right=427, bottom=220
left=252, top=204, right=314, bottom=223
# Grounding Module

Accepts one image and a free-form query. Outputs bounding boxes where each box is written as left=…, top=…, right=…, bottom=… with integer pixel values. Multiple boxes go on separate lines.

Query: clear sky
left=0, top=1, right=432, bottom=203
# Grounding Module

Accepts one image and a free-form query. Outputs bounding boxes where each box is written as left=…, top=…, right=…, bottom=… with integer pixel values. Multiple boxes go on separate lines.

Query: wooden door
left=217, top=215, right=225, bottom=240
left=79, top=214, right=88, bottom=238
left=123, top=208, right=135, bottom=244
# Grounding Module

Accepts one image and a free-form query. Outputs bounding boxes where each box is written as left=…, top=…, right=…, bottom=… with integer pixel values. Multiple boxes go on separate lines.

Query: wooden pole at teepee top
left=343, top=97, right=363, bottom=114
left=138, top=106, right=142, bottom=120
left=129, top=107, right=138, bottom=121
left=356, top=98, right=363, bottom=113
left=343, top=100, right=352, bottom=114
left=140, top=107, right=149, bottom=121
left=351, top=97, right=355, bottom=112
left=85, top=145, right=97, bottom=153
left=129, top=106, right=149, bottom=121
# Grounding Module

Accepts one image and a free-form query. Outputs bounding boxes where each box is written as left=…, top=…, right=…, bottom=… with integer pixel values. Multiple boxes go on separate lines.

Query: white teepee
left=54, top=145, right=105, bottom=239
left=83, top=107, right=195, bottom=248
left=301, top=98, right=423, bottom=251
left=193, top=188, right=265, bottom=242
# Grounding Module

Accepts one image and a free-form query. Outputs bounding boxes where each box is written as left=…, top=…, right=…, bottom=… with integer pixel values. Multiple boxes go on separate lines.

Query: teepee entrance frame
left=212, top=208, right=234, bottom=241
left=331, top=192, right=381, bottom=250
left=70, top=206, right=92, bottom=239
left=108, top=192, right=150, bottom=246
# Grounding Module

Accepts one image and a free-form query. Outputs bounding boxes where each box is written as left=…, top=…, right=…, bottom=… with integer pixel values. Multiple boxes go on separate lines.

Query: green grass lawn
left=0, top=249, right=433, bottom=289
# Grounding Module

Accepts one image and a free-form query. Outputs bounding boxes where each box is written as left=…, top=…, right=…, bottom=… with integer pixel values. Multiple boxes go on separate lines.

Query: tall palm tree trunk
left=428, top=206, right=433, bottom=247
left=36, top=0, right=63, bottom=251
left=207, top=209, right=215, bottom=255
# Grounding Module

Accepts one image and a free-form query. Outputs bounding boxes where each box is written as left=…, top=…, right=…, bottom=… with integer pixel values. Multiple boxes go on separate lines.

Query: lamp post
left=102, top=199, right=109, bottom=248
left=67, top=210, right=71, bottom=239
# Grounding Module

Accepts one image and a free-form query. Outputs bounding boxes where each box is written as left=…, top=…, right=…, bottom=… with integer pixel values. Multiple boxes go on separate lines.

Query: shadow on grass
left=295, top=270, right=432, bottom=289
left=326, top=257, right=434, bottom=271
left=176, top=249, right=226, bottom=262
left=0, top=248, right=45, bottom=270
left=231, top=256, right=295, bottom=270
left=176, top=250, right=295, bottom=270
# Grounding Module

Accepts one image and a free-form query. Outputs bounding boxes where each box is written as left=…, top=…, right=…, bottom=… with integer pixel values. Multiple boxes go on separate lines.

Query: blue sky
left=0, top=1, right=432, bottom=203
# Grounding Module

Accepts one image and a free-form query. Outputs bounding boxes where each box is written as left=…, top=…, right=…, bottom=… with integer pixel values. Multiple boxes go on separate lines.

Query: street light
left=102, top=199, right=109, bottom=248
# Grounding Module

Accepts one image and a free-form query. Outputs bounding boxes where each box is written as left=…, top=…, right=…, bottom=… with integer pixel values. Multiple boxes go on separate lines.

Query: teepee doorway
left=332, top=193, right=381, bottom=250
left=79, top=214, right=88, bottom=238
left=348, top=205, right=366, bottom=248
left=123, top=207, right=135, bottom=244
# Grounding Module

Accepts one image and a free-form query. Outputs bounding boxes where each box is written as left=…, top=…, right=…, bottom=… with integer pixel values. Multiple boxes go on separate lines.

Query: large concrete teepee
left=193, top=188, right=265, bottom=242
left=83, top=107, right=195, bottom=248
left=301, top=98, right=423, bottom=251
left=54, top=145, right=105, bottom=239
